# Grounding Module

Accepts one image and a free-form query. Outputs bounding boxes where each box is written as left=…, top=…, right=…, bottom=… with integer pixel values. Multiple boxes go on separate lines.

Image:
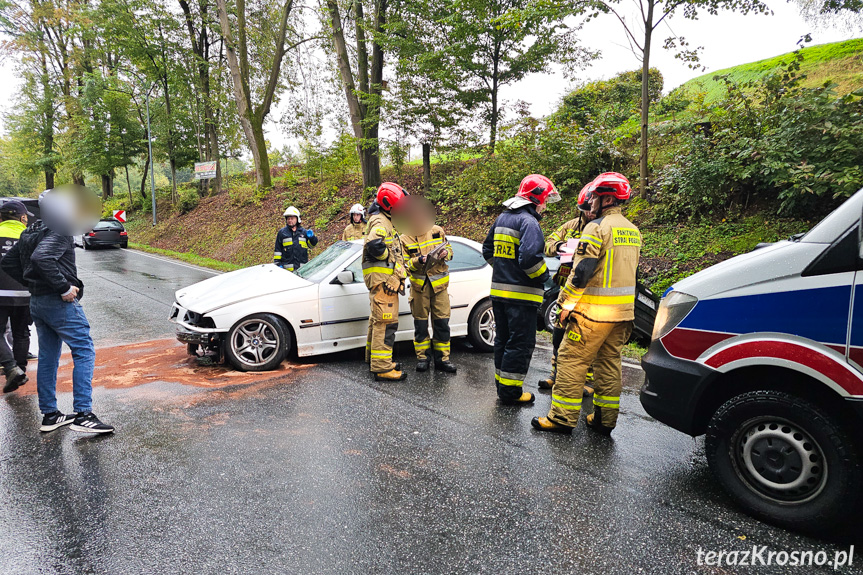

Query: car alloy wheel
left=478, top=306, right=495, bottom=348
left=230, top=318, right=281, bottom=369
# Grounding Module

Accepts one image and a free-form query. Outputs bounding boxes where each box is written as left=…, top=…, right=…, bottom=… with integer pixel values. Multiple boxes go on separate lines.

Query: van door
left=847, top=224, right=863, bottom=371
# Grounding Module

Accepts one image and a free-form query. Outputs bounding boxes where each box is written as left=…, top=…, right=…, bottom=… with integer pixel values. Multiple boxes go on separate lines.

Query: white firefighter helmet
left=283, top=206, right=301, bottom=223
left=349, top=203, right=365, bottom=216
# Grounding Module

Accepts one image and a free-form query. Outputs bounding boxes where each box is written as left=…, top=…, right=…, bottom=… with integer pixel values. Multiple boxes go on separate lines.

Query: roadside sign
left=194, top=161, right=218, bottom=180
left=113, top=210, right=126, bottom=223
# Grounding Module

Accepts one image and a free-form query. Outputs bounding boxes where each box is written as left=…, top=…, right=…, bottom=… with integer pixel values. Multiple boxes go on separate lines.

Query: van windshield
left=802, top=188, right=863, bottom=244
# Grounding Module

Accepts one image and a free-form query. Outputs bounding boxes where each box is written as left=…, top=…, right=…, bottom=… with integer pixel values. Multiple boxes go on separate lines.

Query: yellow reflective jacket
left=342, top=222, right=365, bottom=241
left=401, top=225, right=453, bottom=294
left=362, top=211, right=407, bottom=290
left=557, top=207, right=641, bottom=322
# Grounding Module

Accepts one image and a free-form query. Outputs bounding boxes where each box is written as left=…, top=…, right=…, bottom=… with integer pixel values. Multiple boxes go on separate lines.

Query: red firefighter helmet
left=516, top=174, right=560, bottom=206
left=586, top=172, right=631, bottom=200
left=376, top=182, right=408, bottom=212
left=577, top=183, right=592, bottom=212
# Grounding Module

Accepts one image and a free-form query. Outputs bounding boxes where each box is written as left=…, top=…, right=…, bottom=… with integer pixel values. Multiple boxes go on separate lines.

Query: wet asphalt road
left=0, top=248, right=859, bottom=574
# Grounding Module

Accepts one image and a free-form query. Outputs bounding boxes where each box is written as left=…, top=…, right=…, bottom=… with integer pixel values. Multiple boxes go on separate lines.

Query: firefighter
left=274, top=206, right=318, bottom=271
left=400, top=203, right=456, bottom=374
left=531, top=172, right=640, bottom=435
left=539, top=185, right=595, bottom=395
left=482, top=174, right=558, bottom=405
left=363, top=183, right=409, bottom=381
left=342, top=203, right=366, bottom=241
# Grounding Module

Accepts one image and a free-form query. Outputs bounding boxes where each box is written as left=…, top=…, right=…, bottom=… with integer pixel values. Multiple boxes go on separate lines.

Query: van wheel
left=225, top=313, right=290, bottom=372
left=705, top=390, right=861, bottom=532
left=467, top=299, right=494, bottom=353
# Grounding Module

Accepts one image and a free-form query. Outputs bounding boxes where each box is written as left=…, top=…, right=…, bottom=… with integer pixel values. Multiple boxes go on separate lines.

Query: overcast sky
left=0, top=0, right=856, bottom=152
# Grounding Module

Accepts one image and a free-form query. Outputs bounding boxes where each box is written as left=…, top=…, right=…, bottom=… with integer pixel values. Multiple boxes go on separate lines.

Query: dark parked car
left=83, top=218, right=128, bottom=249
left=538, top=256, right=659, bottom=345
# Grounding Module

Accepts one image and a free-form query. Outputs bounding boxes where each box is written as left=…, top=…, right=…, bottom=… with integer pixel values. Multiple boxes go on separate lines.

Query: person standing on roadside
left=538, top=185, right=597, bottom=396
left=482, top=174, right=558, bottom=405
left=342, top=204, right=366, bottom=241
left=274, top=206, right=318, bottom=271
left=1, top=187, right=114, bottom=434
left=0, top=200, right=34, bottom=393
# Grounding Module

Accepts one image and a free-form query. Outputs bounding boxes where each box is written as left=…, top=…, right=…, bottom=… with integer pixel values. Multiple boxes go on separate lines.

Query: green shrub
left=176, top=188, right=200, bottom=214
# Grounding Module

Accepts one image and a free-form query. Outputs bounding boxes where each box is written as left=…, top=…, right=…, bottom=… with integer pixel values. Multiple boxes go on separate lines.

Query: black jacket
left=0, top=220, right=29, bottom=306
left=481, top=204, right=549, bottom=307
left=1, top=222, right=84, bottom=299
left=273, top=224, right=318, bottom=271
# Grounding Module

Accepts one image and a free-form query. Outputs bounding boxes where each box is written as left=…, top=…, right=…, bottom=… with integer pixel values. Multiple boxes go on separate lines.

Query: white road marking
left=126, top=249, right=222, bottom=275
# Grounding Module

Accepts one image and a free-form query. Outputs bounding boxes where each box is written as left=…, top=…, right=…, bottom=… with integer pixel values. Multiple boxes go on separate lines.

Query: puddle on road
left=14, top=338, right=315, bottom=394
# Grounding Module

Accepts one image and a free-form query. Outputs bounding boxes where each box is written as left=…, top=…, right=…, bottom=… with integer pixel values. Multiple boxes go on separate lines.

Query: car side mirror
left=333, top=270, right=355, bottom=285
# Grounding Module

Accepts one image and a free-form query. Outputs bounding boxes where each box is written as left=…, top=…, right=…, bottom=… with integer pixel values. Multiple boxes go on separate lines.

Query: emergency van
left=641, top=188, right=863, bottom=532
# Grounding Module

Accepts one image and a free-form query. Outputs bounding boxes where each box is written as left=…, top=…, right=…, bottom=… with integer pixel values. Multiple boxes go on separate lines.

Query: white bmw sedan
left=170, top=237, right=495, bottom=371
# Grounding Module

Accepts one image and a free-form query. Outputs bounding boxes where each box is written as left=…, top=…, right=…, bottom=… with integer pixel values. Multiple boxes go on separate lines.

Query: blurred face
left=286, top=216, right=298, bottom=227
left=536, top=201, right=548, bottom=215
left=41, top=184, right=101, bottom=236
left=20, top=214, right=28, bottom=225
left=351, top=213, right=362, bottom=224
left=392, top=196, right=434, bottom=236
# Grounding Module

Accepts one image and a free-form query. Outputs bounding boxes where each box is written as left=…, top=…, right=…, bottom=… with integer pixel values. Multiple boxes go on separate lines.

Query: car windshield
left=94, top=221, right=123, bottom=231
left=294, top=241, right=357, bottom=283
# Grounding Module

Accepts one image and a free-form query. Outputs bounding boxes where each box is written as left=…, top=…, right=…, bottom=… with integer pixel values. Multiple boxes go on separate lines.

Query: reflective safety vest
left=558, top=207, right=641, bottom=322
left=274, top=225, right=318, bottom=271
left=481, top=204, right=549, bottom=306
left=362, top=212, right=407, bottom=289
left=342, top=222, right=365, bottom=241
left=0, top=219, right=28, bottom=306
left=401, top=225, right=453, bottom=294
left=545, top=216, right=587, bottom=287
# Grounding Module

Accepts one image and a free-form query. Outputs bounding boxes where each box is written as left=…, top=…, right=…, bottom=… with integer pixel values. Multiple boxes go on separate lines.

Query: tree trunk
left=422, top=142, right=431, bottom=194
left=248, top=115, right=271, bottom=188
left=327, top=0, right=384, bottom=191
left=639, top=0, right=655, bottom=199
left=101, top=174, right=112, bottom=198
left=45, top=171, right=54, bottom=189
left=216, top=0, right=293, bottom=190
left=73, top=173, right=85, bottom=186
left=170, top=159, right=178, bottom=203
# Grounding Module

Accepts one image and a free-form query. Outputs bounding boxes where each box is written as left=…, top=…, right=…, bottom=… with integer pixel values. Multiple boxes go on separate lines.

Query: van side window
left=802, top=225, right=861, bottom=276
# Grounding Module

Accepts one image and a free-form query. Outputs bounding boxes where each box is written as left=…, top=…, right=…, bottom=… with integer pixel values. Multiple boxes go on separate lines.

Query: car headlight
left=652, top=291, right=698, bottom=340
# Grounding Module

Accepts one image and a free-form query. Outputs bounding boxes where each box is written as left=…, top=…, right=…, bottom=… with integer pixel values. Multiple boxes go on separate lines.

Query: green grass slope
left=680, top=38, right=863, bottom=103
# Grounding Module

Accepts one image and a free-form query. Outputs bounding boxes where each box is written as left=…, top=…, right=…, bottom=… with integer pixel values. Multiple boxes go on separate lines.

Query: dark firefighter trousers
left=492, top=300, right=538, bottom=402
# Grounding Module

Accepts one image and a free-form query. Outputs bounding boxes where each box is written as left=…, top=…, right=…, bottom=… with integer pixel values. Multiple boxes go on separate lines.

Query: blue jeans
left=30, top=295, right=95, bottom=415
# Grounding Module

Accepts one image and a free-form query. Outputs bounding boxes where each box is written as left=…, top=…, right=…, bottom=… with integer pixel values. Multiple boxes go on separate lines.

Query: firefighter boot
left=500, top=391, right=535, bottom=406
left=538, top=378, right=553, bottom=390
left=417, top=359, right=429, bottom=372
left=375, top=369, right=408, bottom=382
left=586, top=407, right=614, bottom=436
left=531, top=416, right=573, bottom=435
left=434, top=360, right=457, bottom=373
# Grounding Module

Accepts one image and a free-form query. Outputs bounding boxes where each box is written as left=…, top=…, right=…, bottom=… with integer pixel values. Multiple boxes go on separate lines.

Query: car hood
left=175, top=264, right=314, bottom=314
left=673, top=240, right=825, bottom=300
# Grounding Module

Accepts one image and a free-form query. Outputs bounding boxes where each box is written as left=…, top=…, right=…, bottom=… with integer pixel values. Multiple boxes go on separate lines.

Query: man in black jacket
left=1, top=191, right=113, bottom=434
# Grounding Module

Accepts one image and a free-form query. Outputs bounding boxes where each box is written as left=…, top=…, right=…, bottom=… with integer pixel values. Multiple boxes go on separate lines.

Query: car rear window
left=94, top=222, right=124, bottom=231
